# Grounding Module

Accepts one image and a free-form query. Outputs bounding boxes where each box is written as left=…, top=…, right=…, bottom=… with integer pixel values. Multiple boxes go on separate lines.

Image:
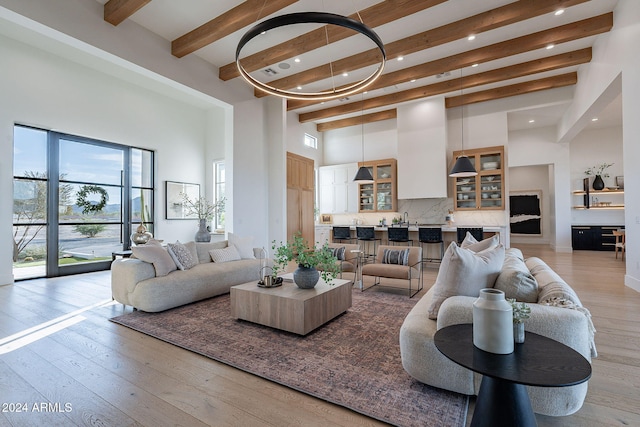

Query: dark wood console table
left=434, top=324, right=591, bottom=427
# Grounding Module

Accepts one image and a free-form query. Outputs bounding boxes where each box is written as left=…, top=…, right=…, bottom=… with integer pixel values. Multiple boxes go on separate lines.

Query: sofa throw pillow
left=195, top=240, right=228, bottom=264
left=427, top=242, right=505, bottom=319
left=494, top=252, right=538, bottom=303
left=330, top=246, right=346, bottom=261
left=131, top=245, right=177, bottom=277
left=167, top=241, right=198, bottom=271
left=209, top=245, right=242, bottom=263
left=460, top=233, right=500, bottom=252
left=382, top=248, right=410, bottom=265
left=228, top=232, right=256, bottom=259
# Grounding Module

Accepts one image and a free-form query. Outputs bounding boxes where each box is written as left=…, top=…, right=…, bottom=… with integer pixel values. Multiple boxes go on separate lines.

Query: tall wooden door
left=287, top=152, right=315, bottom=244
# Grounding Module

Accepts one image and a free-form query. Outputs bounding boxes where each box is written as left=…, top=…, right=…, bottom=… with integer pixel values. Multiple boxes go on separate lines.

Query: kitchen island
left=315, top=224, right=508, bottom=251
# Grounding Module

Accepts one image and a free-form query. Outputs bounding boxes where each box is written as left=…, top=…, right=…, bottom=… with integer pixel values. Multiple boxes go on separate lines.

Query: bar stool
left=356, top=226, right=381, bottom=263
left=418, top=227, right=444, bottom=263
left=332, top=226, right=353, bottom=243
left=387, top=227, right=412, bottom=246
left=457, top=227, right=484, bottom=244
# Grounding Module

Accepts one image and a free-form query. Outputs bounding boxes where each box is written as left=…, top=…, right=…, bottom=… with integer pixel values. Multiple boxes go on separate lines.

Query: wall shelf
left=572, top=178, right=624, bottom=210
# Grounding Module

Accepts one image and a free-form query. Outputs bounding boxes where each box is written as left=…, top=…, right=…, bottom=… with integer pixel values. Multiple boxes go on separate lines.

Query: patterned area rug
left=110, top=289, right=468, bottom=427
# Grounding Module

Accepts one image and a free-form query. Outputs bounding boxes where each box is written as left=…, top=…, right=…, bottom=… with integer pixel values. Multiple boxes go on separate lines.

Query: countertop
left=318, top=224, right=506, bottom=232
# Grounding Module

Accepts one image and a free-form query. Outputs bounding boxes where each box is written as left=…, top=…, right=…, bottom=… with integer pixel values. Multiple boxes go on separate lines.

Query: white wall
left=570, top=126, right=624, bottom=226
left=0, top=34, right=228, bottom=285
left=558, top=0, right=640, bottom=290
left=397, top=98, right=448, bottom=199
left=287, top=110, right=323, bottom=167
left=323, top=119, right=397, bottom=166
left=509, top=126, right=572, bottom=252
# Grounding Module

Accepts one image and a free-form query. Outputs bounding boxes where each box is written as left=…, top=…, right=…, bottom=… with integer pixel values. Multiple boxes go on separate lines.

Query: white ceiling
left=92, top=0, right=621, bottom=130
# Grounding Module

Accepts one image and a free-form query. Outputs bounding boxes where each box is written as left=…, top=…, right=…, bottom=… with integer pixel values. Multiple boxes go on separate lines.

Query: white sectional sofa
left=400, top=242, right=596, bottom=417
left=111, top=240, right=266, bottom=312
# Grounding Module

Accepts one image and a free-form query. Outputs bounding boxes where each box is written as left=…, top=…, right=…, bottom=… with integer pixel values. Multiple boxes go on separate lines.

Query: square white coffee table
left=230, top=274, right=352, bottom=335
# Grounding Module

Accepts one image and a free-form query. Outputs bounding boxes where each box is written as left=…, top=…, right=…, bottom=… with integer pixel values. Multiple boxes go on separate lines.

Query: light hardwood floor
left=0, top=245, right=638, bottom=426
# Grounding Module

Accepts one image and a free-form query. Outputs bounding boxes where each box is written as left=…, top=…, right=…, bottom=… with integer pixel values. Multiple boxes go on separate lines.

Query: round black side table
left=434, top=323, right=591, bottom=427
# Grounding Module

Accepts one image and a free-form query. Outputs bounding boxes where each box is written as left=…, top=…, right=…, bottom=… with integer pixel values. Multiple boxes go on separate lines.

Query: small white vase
left=473, top=288, right=514, bottom=354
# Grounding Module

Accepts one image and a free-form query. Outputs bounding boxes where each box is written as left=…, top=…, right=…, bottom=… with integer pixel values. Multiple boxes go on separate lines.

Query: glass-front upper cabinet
left=452, top=146, right=504, bottom=211
left=358, top=159, right=397, bottom=212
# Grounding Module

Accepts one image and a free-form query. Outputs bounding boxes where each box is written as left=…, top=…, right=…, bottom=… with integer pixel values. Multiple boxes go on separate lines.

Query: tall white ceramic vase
left=473, top=288, right=514, bottom=354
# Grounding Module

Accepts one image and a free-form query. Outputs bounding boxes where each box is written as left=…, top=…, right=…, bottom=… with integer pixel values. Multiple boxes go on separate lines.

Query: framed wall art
left=165, top=181, right=199, bottom=219
left=509, top=190, right=542, bottom=235
left=320, top=213, right=333, bottom=224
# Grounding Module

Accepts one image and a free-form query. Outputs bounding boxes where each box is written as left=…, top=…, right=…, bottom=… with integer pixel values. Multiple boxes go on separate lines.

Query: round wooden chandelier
left=235, top=12, right=386, bottom=101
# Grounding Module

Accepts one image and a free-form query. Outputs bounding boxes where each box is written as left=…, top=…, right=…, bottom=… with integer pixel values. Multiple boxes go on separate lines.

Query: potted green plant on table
left=272, top=232, right=341, bottom=289
left=508, top=298, right=532, bottom=344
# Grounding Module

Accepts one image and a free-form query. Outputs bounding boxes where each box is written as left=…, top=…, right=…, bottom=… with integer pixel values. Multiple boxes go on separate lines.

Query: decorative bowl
left=490, top=194, right=500, bottom=199
left=458, top=178, right=470, bottom=184
left=485, top=176, right=495, bottom=182
left=460, top=186, right=472, bottom=192
left=483, top=161, right=499, bottom=170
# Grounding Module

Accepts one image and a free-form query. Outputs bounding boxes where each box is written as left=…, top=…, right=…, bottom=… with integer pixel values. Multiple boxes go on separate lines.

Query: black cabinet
left=572, top=225, right=624, bottom=251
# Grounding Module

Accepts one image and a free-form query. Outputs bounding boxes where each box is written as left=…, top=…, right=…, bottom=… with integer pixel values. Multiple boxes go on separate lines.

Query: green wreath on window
left=76, top=185, right=109, bottom=215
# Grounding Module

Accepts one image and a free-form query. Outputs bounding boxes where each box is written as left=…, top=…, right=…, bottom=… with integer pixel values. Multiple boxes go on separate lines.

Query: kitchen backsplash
left=324, top=198, right=507, bottom=226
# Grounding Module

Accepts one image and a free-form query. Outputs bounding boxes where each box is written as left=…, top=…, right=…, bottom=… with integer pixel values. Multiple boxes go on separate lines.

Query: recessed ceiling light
left=363, top=91, right=368, bottom=94
left=554, top=9, right=565, bottom=16
left=342, top=72, right=349, bottom=77
left=410, top=79, right=416, bottom=83
left=297, top=85, right=302, bottom=90
left=397, top=56, right=404, bottom=61
left=529, top=119, right=536, bottom=123
left=546, top=44, right=555, bottom=50
left=471, top=63, right=479, bottom=68
left=467, top=35, right=476, bottom=41
left=294, top=58, right=301, bottom=63
left=260, top=31, right=266, bottom=35
left=591, top=118, right=599, bottom=122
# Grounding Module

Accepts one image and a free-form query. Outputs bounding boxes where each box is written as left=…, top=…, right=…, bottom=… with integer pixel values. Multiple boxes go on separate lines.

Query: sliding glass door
left=13, top=125, right=154, bottom=280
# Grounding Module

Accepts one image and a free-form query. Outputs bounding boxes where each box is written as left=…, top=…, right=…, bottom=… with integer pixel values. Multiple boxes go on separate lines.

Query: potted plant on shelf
left=508, top=298, right=531, bottom=344
left=585, top=162, right=613, bottom=191
left=272, top=232, right=341, bottom=289
left=180, top=193, right=225, bottom=242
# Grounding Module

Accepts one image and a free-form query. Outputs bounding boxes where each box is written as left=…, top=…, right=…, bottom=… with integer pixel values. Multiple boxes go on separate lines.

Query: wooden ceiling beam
left=298, top=50, right=590, bottom=123
left=172, top=0, right=298, bottom=58
left=445, top=72, right=578, bottom=108
left=317, top=109, right=397, bottom=132
left=104, top=0, right=151, bottom=26
left=256, top=0, right=590, bottom=97
left=288, top=11, right=610, bottom=111
left=218, top=0, right=447, bottom=81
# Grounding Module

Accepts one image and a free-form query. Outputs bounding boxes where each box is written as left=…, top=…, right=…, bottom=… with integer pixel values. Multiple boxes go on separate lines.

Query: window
left=13, top=125, right=154, bottom=280
left=304, top=133, right=317, bottom=149
left=214, top=160, right=225, bottom=230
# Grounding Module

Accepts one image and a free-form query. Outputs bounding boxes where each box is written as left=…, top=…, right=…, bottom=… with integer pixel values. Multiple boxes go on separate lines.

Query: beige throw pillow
left=460, top=232, right=500, bottom=252
left=209, top=245, right=242, bottom=263
left=494, top=252, right=538, bottom=302
left=427, top=242, right=505, bottom=319
left=228, top=232, right=256, bottom=259
left=131, top=245, right=177, bottom=277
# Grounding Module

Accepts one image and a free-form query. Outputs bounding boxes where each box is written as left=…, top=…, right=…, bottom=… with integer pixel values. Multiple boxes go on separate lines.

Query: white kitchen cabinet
left=315, top=225, right=331, bottom=245
left=318, top=163, right=358, bottom=214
